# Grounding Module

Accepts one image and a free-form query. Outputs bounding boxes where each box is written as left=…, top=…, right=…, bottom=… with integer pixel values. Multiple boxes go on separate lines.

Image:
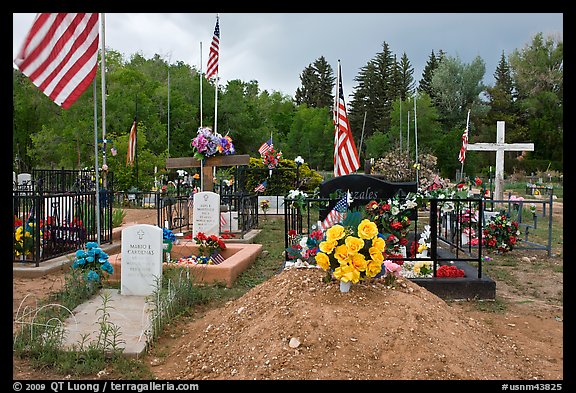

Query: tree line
left=12, top=32, right=562, bottom=191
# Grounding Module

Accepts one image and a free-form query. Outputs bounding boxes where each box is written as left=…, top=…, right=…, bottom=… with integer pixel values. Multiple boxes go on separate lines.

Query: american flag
left=333, top=61, right=360, bottom=177
left=254, top=180, right=267, bottom=193
left=205, top=16, right=220, bottom=80
left=210, top=252, right=225, bottom=265
left=14, top=13, right=100, bottom=109
left=220, top=213, right=227, bottom=227
left=127, top=118, right=137, bottom=166
left=320, top=194, right=348, bottom=231
left=258, top=138, right=273, bottom=156
left=458, top=110, right=471, bottom=164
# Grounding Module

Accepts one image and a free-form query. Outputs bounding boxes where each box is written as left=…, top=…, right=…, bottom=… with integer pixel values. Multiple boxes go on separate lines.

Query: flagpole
left=93, top=73, right=101, bottom=244
left=407, top=110, right=410, bottom=157
left=100, top=13, right=107, bottom=190
left=333, top=60, right=341, bottom=178
left=167, top=58, right=171, bottom=157
left=460, top=109, right=471, bottom=181
left=414, top=92, right=418, bottom=184
left=199, top=41, right=203, bottom=128
left=399, top=99, right=403, bottom=151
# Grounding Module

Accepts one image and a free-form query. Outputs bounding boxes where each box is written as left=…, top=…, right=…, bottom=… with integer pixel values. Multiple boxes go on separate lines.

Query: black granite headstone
left=318, top=174, right=417, bottom=220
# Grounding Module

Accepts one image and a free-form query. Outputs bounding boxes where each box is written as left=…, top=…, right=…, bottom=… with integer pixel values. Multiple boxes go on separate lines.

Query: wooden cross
left=467, top=121, right=534, bottom=200
left=166, top=155, right=250, bottom=191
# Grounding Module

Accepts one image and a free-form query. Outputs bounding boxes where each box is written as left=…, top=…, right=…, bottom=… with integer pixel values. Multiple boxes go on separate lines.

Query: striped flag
left=127, top=118, right=137, bottom=166
left=14, top=13, right=100, bottom=109
left=220, top=213, right=227, bottom=227
left=258, top=138, right=273, bottom=156
left=320, top=194, right=348, bottom=231
left=254, top=180, right=267, bottom=193
left=205, top=16, right=220, bottom=80
left=458, top=110, right=471, bottom=164
left=333, top=61, right=360, bottom=177
left=210, top=252, right=225, bottom=265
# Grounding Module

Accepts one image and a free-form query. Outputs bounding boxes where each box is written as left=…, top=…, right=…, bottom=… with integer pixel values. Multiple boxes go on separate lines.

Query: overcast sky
left=12, top=13, right=563, bottom=101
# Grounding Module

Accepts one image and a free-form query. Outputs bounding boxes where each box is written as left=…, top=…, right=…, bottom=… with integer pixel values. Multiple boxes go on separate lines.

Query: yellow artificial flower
left=413, top=261, right=424, bottom=274
left=326, top=224, right=346, bottom=242
left=350, top=253, right=367, bottom=271
left=319, top=239, right=338, bottom=254
left=315, top=252, right=331, bottom=270
left=369, top=246, right=384, bottom=263
left=366, top=259, right=383, bottom=277
left=371, top=236, right=386, bottom=252
left=334, top=263, right=361, bottom=283
left=334, top=244, right=350, bottom=262
left=357, top=219, right=378, bottom=240
left=417, top=243, right=428, bottom=253
left=15, top=226, right=23, bottom=242
left=345, top=236, right=364, bottom=254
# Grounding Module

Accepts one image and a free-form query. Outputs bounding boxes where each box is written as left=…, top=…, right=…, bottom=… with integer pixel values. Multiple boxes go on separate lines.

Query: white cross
left=467, top=121, right=534, bottom=200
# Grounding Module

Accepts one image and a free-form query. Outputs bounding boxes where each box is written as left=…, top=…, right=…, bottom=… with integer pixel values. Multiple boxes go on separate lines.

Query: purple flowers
left=191, top=127, right=235, bottom=160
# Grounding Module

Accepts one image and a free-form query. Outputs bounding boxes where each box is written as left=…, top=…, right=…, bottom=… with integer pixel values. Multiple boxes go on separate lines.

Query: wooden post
left=166, top=155, right=250, bottom=191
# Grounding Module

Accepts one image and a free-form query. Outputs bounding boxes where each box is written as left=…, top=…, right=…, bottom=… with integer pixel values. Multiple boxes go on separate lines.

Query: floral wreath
left=191, top=127, right=235, bottom=161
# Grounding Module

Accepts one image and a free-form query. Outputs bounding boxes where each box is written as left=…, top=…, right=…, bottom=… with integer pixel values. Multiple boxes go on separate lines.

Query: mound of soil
left=152, top=268, right=549, bottom=380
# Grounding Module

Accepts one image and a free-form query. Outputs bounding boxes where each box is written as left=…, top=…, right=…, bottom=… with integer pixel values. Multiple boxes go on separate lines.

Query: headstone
left=17, top=173, right=32, bottom=190
left=318, top=174, right=417, bottom=220
left=13, top=171, right=16, bottom=189
left=121, top=224, right=163, bottom=296
left=192, top=191, right=221, bottom=237
left=466, top=121, right=534, bottom=200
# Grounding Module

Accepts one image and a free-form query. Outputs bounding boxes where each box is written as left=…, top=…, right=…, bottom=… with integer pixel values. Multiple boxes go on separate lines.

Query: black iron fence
left=13, top=189, right=113, bottom=266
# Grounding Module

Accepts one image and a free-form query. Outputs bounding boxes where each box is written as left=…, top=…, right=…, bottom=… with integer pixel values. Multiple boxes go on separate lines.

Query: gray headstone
left=192, top=191, right=221, bottom=237
left=121, top=224, right=163, bottom=296
left=17, top=173, right=32, bottom=190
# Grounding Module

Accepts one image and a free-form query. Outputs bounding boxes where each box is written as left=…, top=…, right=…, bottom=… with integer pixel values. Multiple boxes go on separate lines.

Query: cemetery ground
left=12, top=203, right=564, bottom=381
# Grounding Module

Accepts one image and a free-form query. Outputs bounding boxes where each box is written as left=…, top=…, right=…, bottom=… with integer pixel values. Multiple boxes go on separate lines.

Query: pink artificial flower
left=384, top=260, right=402, bottom=277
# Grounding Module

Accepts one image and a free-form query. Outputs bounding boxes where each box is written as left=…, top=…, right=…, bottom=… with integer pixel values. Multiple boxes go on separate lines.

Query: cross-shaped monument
left=467, top=121, right=534, bottom=200
left=166, top=155, right=250, bottom=191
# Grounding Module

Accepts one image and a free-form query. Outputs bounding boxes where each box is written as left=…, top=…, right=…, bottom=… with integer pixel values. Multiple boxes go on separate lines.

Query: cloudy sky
left=12, top=13, right=563, bottom=101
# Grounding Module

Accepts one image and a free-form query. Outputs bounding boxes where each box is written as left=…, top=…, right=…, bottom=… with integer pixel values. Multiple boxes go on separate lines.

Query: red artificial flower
left=14, top=217, right=23, bottom=228
left=366, top=201, right=379, bottom=210
left=437, top=265, right=465, bottom=278
left=381, top=204, right=391, bottom=211
left=475, top=177, right=482, bottom=186
left=399, top=237, right=408, bottom=246
left=288, top=229, right=297, bottom=238
left=457, top=182, right=465, bottom=189
left=391, top=221, right=404, bottom=230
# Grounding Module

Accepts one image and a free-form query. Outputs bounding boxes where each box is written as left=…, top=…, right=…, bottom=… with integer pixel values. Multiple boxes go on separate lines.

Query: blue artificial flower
left=86, top=270, right=100, bottom=282
left=101, top=261, right=114, bottom=274
left=86, top=241, right=98, bottom=249
left=75, top=249, right=87, bottom=258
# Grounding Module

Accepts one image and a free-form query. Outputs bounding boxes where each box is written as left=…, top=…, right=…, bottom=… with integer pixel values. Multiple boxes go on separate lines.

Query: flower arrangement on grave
left=364, top=193, right=418, bottom=259
left=482, top=211, right=521, bottom=254
left=191, top=126, right=235, bottom=161
left=162, top=227, right=176, bottom=252
left=13, top=216, right=41, bottom=256
left=287, top=189, right=308, bottom=213
left=72, top=241, right=114, bottom=285
left=260, top=199, right=270, bottom=215
left=192, top=232, right=227, bottom=264
left=314, top=219, right=384, bottom=285
left=436, top=264, right=465, bottom=278
left=284, top=228, right=324, bottom=268
left=262, top=147, right=282, bottom=170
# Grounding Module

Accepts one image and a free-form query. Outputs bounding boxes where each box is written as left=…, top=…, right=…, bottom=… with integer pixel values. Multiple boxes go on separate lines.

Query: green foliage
left=294, top=56, right=335, bottom=108
left=244, top=157, right=322, bottom=195
left=112, top=208, right=127, bottom=228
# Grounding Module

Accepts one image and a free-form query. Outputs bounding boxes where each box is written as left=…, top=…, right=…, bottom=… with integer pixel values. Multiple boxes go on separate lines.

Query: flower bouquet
left=13, top=216, right=41, bottom=257
left=482, top=211, right=521, bottom=254
left=260, top=199, right=270, bottom=216
left=262, top=147, right=282, bottom=177
left=193, top=232, right=227, bottom=264
left=191, top=126, right=235, bottom=161
left=286, top=189, right=308, bottom=214
left=72, top=241, right=114, bottom=287
left=284, top=229, right=323, bottom=269
left=314, top=219, right=385, bottom=290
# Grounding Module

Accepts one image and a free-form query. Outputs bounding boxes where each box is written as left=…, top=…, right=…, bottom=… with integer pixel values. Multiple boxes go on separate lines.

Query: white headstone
left=192, top=191, right=221, bottom=237
left=17, top=173, right=32, bottom=190
left=121, top=224, right=163, bottom=296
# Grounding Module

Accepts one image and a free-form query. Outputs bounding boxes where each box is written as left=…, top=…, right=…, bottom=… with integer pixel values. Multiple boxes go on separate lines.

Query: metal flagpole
left=407, top=110, right=410, bottom=157
left=333, top=60, right=341, bottom=177
left=200, top=41, right=203, bottom=128
left=167, top=59, right=170, bottom=157
left=399, top=99, right=403, bottom=151
left=93, top=72, right=101, bottom=244
left=100, top=13, right=107, bottom=190
left=414, top=92, right=419, bottom=183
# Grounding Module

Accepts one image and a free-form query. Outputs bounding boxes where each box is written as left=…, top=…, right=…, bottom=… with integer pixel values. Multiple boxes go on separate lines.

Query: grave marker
left=121, top=224, right=163, bottom=296
left=467, top=121, right=534, bottom=200
left=192, top=191, right=221, bottom=237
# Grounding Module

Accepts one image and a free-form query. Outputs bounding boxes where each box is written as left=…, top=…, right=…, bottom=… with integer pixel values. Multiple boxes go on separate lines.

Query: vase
left=339, top=280, right=352, bottom=293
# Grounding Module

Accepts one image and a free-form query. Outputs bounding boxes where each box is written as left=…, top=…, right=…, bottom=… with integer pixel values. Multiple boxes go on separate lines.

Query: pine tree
left=418, top=50, right=444, bottom=98
left=397, top=52, right=415, bottom=100
left=294, top=56, right=335, bottom=108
